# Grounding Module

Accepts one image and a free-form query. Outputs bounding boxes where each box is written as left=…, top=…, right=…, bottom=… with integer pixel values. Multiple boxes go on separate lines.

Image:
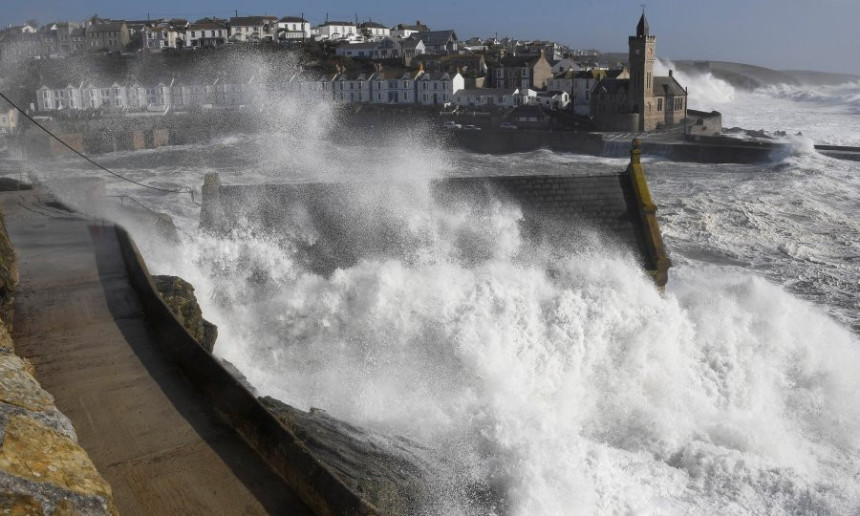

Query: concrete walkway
left=2, top=189, right=310, bottom=515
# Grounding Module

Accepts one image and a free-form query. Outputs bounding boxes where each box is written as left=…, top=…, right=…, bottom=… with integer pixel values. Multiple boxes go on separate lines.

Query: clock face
left=635, top=49, right=641, bottom=55
left=647, top=48, right=653, bottom=57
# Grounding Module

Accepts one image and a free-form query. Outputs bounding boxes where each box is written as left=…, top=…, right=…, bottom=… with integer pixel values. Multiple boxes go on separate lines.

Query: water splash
left=142, top=186, right=860, bottom=514
left=654, top=59, right=736, bottom=109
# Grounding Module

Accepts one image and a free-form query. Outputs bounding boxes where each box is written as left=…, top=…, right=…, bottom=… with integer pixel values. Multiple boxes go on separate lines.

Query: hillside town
left=0, top=11, right=692, bottom=134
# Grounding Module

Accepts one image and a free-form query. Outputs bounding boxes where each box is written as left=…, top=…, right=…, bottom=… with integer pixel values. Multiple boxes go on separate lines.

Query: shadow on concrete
left=88, top=223, right=309, bottom=514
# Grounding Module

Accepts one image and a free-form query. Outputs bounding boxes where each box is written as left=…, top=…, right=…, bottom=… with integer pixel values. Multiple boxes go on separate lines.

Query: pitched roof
left=321, top=21, right=356, bottom=27
left=498, top=54, right=546, bottom=67
left=359, top=21, right=387, bottom=29
left=636, top=12, right=649, bottom=37
left=413, top=30, right=457, bottom=45
left=87, top=22, right=126, bottom=33
left=653, top=76, right=686, bottom=96
left=229, top=16, right=277, bottom=26
left=400, top=39, right=423, bottom=49
left=189, top=22, right=227, bottom=30
left=279, top=16, right=307, bottom=23
left=594, top=78, right=631, bottom=95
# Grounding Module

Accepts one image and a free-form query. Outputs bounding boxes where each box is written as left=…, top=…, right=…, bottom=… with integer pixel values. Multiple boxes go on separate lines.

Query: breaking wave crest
left=149, top=193, right=860, bottom=514
left=756, top=81, right=860, bottom=115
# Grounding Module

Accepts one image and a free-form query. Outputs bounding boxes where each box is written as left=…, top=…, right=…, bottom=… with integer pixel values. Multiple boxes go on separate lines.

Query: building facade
left=591, top=13, right=687, bottom=131
left=278, top=17, right=310, bottom=40
left=85, top=22, right=129, bottom=52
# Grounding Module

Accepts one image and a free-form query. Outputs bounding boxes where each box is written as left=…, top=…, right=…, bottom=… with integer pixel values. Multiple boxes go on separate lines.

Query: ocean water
left=15, top=68, right=860, bottom=514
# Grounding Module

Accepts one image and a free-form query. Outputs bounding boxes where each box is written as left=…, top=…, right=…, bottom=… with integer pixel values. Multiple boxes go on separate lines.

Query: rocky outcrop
left=152, top=275, right=218, bottom=352
left=260, top=396, right=503, bottom=515
left=261, top=396, right=435, bottom=514
left=0, top=213, right=18, bottom=325
left=0, top=211, right=116, bottom=514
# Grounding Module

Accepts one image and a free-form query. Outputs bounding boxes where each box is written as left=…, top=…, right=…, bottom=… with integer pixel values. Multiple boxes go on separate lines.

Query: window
left=657, top=98, right=663, bottom=111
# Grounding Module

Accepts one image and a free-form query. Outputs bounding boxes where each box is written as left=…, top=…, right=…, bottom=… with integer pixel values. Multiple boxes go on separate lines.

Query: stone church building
left=591, top=13, right=687, bottom=132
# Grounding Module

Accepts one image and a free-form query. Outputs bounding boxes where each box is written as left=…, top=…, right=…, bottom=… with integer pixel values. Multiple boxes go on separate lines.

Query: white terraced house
left=415, top=69, right=464, bottom=106
left=278, top=16, right=310, bottom=40
left=358, top=21, right=390, bottom=39
left=229, top=16, right=278, bottom=42
left=314, top=21, right=357, bottom=40
left=185, top=23, right=227, bottom=48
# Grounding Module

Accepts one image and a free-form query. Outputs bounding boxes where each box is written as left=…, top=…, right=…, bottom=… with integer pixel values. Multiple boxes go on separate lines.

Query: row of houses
left=33, top=71, right=557, bottom=113
left=0, top=15, right=463, bottom=58
left=34, top=77, right=321, bottom=112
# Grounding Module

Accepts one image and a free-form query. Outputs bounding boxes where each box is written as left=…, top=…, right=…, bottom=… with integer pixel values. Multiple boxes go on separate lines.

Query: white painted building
left=314, top=21, right=357, bottom=40
left=229, top=16, right=278, bottom=42
left=126, top=83, right=173, bottom=109
left=335, top=38, right=409, bottom=59
left=36, top=84, right=87, bottom=110
left=334, top=73, right=371, bottom=103
left=537, top=90, right=570, bottom=110
left=278, top=16, right=310, bottom=40
left=359, top=21, right=390, bottom=39
left=415, top=70, right=464, bottom=106
left=185, top=23, right=228, bottom=48
left=0, top=109, right=18, bottom=134
left=142, top=26, right=178, bottom=50
left=390, top=21, right=428, bottom=39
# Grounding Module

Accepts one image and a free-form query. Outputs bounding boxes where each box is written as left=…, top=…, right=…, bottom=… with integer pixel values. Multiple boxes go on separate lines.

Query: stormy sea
left=12, top=66, right=860, bottom=514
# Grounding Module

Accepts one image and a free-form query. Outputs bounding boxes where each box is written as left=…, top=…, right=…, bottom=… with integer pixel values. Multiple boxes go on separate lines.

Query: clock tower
left=629, top=11, right=656, bottom=131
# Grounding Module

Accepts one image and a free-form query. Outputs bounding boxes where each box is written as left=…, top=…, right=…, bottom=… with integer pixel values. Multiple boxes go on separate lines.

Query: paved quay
left=1, top=189, right=310, bottom=515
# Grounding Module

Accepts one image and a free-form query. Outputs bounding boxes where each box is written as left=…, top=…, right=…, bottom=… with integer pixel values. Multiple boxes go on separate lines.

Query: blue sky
left=3, top=0, right=859, bottom=74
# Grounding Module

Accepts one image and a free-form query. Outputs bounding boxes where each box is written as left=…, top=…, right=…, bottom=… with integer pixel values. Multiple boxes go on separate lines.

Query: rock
left=260, top=396, right=503, bottom=515
left=152, top=275, right=218, bottom=352
left=0, top=212, right=19, bottom=325
left=0, top=354, right=55, bottom=412
left=0, top=416, right=116, bottom=515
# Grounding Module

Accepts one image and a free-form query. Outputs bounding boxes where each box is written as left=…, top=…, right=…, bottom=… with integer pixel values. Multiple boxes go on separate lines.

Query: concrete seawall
left=200, top=140, right=670, bottom=287
left=115, top=227, right=380, bottom=515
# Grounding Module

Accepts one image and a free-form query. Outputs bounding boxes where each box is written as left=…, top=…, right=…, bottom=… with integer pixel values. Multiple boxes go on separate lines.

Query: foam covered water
left=14, top=58, right=860, bottom=514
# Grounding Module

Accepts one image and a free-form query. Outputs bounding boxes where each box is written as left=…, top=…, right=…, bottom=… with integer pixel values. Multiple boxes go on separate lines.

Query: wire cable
left=0, top=90, right=195, bottom=198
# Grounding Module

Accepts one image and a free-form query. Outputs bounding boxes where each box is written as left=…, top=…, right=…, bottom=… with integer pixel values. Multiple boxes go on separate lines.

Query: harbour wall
left=15, top=110, right=860, bottom=164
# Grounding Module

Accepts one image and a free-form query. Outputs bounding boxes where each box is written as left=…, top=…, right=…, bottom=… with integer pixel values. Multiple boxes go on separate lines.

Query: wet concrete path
left=2, top=190, right=310, bottom=515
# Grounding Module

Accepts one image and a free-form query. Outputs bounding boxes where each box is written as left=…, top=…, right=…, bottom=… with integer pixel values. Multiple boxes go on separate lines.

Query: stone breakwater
left=0, top=203, right=116, bottom=515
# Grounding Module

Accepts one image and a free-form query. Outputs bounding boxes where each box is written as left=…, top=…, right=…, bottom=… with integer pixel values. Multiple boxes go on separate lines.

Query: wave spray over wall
left=33, top=52, right=860, bottom=514
left=164, top=185, right=860, bottom=514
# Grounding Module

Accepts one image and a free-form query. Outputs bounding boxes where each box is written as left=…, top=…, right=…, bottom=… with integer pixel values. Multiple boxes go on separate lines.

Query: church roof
left=636, top=12, right=649, bottom=37
left=653, top=75, right=686, bottom=96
